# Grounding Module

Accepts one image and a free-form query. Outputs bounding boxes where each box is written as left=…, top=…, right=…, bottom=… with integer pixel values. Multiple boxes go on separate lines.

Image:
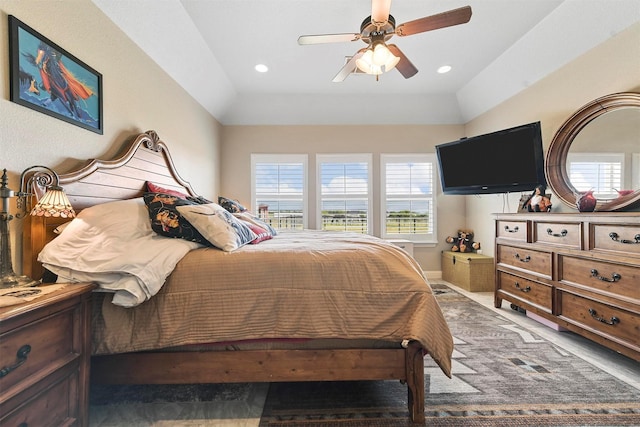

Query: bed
left=22, top=130, right=453, bottom=424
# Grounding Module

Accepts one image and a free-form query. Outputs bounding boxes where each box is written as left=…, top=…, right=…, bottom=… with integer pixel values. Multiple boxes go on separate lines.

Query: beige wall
left=464, top=22, right=640, bottom=258
left=221, top=124, right=466, bottom=273
left=221, top=22, right=640, bottom=272
left=2, top=1, right=638, bottom=276
left=0, top=0, right=222, bottom=274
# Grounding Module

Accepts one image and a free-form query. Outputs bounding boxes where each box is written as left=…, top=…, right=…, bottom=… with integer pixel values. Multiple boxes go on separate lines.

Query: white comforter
left=38, top=198, right=200, bottom=307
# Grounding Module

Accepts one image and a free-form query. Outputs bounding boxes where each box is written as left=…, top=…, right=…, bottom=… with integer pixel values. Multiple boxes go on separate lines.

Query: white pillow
left=176, top=203, right=257, bottom=251
left=38, top=198, right=200, bottom=307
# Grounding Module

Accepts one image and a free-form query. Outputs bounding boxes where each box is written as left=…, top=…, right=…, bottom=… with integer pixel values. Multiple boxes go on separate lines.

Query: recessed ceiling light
left=437, top=65, right=452, bottom=74
left=255, top=64, right=269, bottom=73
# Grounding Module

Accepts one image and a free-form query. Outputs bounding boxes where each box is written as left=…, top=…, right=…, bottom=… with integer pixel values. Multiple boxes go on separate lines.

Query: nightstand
left=0, top=283, right=95, bottom=427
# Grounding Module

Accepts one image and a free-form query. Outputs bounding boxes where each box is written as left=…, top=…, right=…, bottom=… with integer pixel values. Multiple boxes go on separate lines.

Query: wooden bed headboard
left=23, top=130, right=198, bottom=279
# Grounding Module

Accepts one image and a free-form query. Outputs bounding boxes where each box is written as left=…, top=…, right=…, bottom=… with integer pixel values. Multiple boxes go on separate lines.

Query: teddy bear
left=446, top=229, right=481, bottom=253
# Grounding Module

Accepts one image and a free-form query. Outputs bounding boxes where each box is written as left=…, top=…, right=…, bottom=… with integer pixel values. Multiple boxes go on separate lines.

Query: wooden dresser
left=494, top=212, right=639, bottom=361
left=0, top=283, right=94, bottom=427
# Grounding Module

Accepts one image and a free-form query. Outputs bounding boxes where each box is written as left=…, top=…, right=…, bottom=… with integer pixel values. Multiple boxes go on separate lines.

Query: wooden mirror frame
left=545, top=92, right=640, bottom=212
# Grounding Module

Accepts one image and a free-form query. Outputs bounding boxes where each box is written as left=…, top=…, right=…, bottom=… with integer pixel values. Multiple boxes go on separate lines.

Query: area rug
left=258, top=283, right=640, bottom=426
left=89, top=283, right=640, bottom=426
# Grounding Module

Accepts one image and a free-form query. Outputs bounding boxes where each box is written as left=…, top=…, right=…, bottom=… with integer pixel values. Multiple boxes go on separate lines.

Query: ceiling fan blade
left=371, top=0, right=392, bottom=23
left=332, top=50, right=365, bottom=82
left=387, top=44, right=418, bottom=78
left=396, top=5, right=472, bottom=37
left=298, top=33, right=361, bottom=45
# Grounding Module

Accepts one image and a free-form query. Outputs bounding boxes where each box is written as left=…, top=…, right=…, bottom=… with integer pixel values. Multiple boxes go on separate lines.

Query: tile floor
left=88, top=280, right=640, bottom=426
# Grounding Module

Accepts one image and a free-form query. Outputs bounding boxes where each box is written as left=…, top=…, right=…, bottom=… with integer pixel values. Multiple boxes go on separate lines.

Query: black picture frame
left=8, top=15, right=103, bottom=134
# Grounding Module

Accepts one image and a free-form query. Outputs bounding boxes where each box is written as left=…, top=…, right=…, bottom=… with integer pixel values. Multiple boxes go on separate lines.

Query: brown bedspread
left=92, top=231, right=453, bottom=376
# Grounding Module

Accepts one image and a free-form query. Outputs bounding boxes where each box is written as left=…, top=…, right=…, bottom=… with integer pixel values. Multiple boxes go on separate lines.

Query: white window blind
left=317, top=154, right=372, bottom=234
left=251, top=154, right=307, bottom=230
left=568, top=153, right=624, bottom=199
left=381, top=154, right=436, bottom=242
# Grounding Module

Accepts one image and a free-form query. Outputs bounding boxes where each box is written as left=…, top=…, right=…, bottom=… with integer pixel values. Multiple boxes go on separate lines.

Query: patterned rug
left=90, top=284, right=640, bottom=426
left=258, top=284, right=640, bottom=426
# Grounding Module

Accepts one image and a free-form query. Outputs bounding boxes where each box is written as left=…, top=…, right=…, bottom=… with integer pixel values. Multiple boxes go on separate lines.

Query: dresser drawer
left=558, top=255, right=640, bottom=302
left=0, top=304, right=76, bottom=394
left=496, top=220, right=529, bottom=242
left=591, top=222, right=640, bottom=256
left=0, top=369, right=79, bottom=427
left=497, top=271, right=553, bottom=313
left=557, top=290, right=640, bottom=351
left=533, top=220, right=582, bottom=249
left=496, top=244, right=552, bottom=279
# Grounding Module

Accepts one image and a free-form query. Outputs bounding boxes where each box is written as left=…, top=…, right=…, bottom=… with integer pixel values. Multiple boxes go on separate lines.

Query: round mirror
left=545, top=92, right=640, bottom=211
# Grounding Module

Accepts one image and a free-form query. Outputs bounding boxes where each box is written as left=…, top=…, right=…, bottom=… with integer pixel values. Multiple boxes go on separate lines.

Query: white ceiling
left=92, top=0, right=640, bottom=126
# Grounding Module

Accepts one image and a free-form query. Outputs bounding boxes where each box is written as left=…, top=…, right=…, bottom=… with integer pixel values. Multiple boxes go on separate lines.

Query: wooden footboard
left=91, top=342, right=426, bottom=424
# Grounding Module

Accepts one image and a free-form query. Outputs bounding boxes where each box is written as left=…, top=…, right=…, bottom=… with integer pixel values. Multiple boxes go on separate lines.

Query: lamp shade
left=355, top=43, right=400, bottom=75
left=30, top=186, right=76, bottom=218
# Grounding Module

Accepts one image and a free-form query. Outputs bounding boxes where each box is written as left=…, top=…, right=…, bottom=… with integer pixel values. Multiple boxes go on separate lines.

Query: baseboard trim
left=424, top=271, right=442, bottom=280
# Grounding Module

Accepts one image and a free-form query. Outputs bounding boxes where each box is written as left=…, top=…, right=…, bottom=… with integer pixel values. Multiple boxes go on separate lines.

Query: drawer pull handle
left=588, top=308, right=619, bottom=326
left=504, top=225, right=519, bottom=233
left=514, top=254, right=531, bottom=263
left=0, top=345, right=31, bottom=378
left=546, top=228, right=568, bottom=238
left=608, top=232, right=640, bottom=245
left=514, top=282, right=531, bottom=292
left=590, top=269, right=621, bottom=283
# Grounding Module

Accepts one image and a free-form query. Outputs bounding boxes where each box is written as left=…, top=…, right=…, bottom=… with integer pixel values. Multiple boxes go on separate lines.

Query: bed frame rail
left=91, top=343, right=426, bottom=424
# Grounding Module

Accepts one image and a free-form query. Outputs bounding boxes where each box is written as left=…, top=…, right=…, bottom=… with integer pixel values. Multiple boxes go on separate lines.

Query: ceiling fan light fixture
left=355, top=43, right=399, bottom=75
left=298, top=3, right=472, bottom=81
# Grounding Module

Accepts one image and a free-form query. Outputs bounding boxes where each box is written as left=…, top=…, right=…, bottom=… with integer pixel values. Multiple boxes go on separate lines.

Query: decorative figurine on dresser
left=520, top=184, right=552, bottom=212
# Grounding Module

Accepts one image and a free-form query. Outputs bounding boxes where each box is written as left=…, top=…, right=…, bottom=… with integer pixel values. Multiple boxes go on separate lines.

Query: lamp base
left=0, top=273, right=40, bottom=289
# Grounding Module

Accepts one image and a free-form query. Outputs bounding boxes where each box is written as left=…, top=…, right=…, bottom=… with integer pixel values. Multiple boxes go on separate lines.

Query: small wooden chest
left=441, top=251, right=495, bottom=292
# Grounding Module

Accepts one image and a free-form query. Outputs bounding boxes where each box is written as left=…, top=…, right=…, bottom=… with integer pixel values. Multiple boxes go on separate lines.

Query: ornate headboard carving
left=57, top=130, right=197, bottom=210
left=23, top=130, right=198, bottom=279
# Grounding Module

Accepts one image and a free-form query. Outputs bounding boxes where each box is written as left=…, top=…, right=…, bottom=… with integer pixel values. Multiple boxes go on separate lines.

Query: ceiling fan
left=298, top=0, right=472, bottom=82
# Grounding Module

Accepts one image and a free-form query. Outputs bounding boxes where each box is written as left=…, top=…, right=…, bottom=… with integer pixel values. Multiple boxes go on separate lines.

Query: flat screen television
left=436, top=121, right=546, bottom=195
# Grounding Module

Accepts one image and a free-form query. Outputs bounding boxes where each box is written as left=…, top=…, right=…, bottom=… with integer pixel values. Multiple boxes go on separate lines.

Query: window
left=567, top=152, right=624, bottom=199
left=317, top=154, right=372, bottom=234
left=251, top=154, right=307, bottom=230
left=381, top=154, right=437, bottom=243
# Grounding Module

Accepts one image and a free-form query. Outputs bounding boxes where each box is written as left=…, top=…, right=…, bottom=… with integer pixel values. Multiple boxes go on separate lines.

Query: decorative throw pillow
left=146, top=182, right=213, bottom=205
left=143, top=193, right=208, bottom=245
left=187, top=195, right=213, bottom=205
left=240, top=220, right=272, bottom=244
left=233, top=211, right=278, bottom=236
left=146, top=181, right=190, bottom=199
left=176, top=203, right=257, bottom=251
left=218, top=196, right=247, bottom=213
